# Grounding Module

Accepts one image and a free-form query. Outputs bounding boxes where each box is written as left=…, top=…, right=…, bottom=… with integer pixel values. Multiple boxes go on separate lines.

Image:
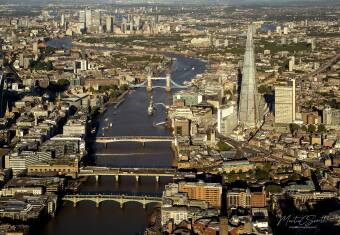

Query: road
left=302, top=50, right=340, bottom=80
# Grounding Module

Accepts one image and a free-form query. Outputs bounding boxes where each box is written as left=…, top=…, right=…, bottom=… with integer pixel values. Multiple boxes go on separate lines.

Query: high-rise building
left=238, top=25, right=261, bottom=128
left=217, top=103, right=238, bottom=135
left=85, top=9, right=92, bottom=29
left=92, top=10, right=102, bottom=27
left=79, top=10, right=86, bottom=23
left=275, top=79, right=296, bottom=124
left=106, top=16, right=113, bottom=33
left=60, top=13, right=65, bottom=27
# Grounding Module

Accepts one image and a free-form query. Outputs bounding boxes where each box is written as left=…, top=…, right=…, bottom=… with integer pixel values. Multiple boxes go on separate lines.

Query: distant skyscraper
left=60, top=13, right=65, bottom=27
left=92, top=10, right=102, bottom=27
left=106, top=16, right=113, bottom=33
left=85, top=9, right=92, bottom=29
left=238, top=25, right=261, bottom=129
left=79, top=10, right=86, bottom=24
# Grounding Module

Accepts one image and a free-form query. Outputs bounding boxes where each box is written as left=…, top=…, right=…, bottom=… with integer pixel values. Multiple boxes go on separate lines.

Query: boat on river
left=148, top=104, right=154, bottom=116
left=148, top=97, right=154, bottom=116
left=91, top=127, right=96, bottom=134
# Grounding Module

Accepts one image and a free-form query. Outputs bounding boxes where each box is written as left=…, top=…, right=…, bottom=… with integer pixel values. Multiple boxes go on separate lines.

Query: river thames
left=37, top=55, right=206, bottom=235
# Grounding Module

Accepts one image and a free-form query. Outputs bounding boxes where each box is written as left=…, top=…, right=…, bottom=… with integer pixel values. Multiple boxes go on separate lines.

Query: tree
left=217, top=141, right=232, bottom=151
left=255, top=168, right=270, bottom=181
left=307, top=124, right=316, bottom=133
left=317, top=124, right=327, bottom=133
left=289, top=123, right=300, bottom=135
left=109, top=89, right=118, bottom=98
left=258, top=85, right=273, bottom=94
left=265, top=184, right=282, bottom=193
left=288, top=173, right=301, bottom=181
left=120, top=84, right=129, bottom=91
left=47, top=79, right=70, bottom=92
left=301, top=125, right=307, bottom=132
left=46, top=61, right=53, bottom=71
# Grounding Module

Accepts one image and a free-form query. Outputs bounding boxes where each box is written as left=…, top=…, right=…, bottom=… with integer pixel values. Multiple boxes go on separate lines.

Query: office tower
left=92, top=10, right=102, bottom=27
left=85, top=9, right=92, bottom=28
left=275, top=79, right=296, bottom=124
left=79, top=10, right=86, bottom=23
left=238, top=25, right=261, bottom=128
left=106, top=16, right=113, bottom=33
left=60, top=13, right=65, bottom=27
left=217, top=103, right=238, bottom=135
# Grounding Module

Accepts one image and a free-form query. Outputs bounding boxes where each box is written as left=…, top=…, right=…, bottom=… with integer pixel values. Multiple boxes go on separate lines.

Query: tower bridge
left=132, top=74, right=188, bottom=91
left=62, top=193, right=162, bottom=208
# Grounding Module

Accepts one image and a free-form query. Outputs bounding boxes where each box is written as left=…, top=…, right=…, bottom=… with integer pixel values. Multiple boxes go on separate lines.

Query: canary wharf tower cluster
left=238, top=25, right=262, bottom=129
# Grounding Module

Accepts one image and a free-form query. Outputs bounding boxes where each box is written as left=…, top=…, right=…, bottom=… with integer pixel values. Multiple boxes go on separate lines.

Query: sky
left=0, top=0, right=336, bottom=5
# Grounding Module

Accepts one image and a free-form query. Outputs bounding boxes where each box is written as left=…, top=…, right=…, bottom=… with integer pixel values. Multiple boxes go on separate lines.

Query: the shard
left=238, top=25, right=261, bottom=129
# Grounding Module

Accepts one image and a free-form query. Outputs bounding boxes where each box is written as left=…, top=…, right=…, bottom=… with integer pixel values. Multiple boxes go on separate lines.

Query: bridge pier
left=104, top=143, right=107, bottom=149
left=147, top=75, right=152, bottom=92
left=95, top=175, right=100, bottom=182
left=135, top=175, right=140, bottom=182
left=143, top=197, right=146, bottom=209
left=165, top=74, right=171, bottom=92
left=142, top=142, right=145, bottom=147
left=115, top=175, right=119, bottom=182
left=96, top=197, right=100, bottom=208
left=120, top=196, right=124, bottom=209
left=73, top=197, right=77, bottom=208
left=155, top=176, right=159, bottom=183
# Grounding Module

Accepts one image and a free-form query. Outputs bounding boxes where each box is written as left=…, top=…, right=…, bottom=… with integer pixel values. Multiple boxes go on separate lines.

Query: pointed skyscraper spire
left=238, top=25, right=261, bottom=128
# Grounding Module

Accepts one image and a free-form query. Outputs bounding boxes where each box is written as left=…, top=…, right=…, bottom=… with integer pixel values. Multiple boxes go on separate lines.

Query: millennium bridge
left=88, top=136, right=176, bottom=147
left=62, top=192, right=162, bottom=208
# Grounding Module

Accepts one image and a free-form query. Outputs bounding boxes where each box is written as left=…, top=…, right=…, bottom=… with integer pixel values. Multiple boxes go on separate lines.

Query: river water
left=37, top=55, right=206, bottom=235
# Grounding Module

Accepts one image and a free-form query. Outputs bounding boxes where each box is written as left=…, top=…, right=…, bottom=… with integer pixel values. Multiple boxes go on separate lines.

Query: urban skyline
left=0, top=1, right=339, bottom=235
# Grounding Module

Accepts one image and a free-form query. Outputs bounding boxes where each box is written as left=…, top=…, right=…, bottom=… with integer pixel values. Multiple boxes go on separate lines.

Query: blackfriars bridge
left=62, top=193, right=162, bottom=208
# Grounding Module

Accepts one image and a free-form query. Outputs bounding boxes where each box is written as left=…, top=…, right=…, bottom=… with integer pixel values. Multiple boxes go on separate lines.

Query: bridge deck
left=79, top=167, right=176, bottom=176
left=63, top=193, right=162, bottom=207
left=89, top=136, right=175, bottom=143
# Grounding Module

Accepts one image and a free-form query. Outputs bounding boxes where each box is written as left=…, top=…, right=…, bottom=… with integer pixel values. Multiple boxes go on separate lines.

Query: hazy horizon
left=0, top=0, right=338, bottom=6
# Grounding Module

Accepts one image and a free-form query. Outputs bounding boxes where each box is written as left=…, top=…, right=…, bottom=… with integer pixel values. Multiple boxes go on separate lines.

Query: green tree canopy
left=289, top=123, right=300, bottom=135
left=217, top=141, right=232, bottom=151
left=317, top=124, right=327, bottom=133
left=265, top=184, right=282, bottom=193
left=307, top=124, right=316, bottom=133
